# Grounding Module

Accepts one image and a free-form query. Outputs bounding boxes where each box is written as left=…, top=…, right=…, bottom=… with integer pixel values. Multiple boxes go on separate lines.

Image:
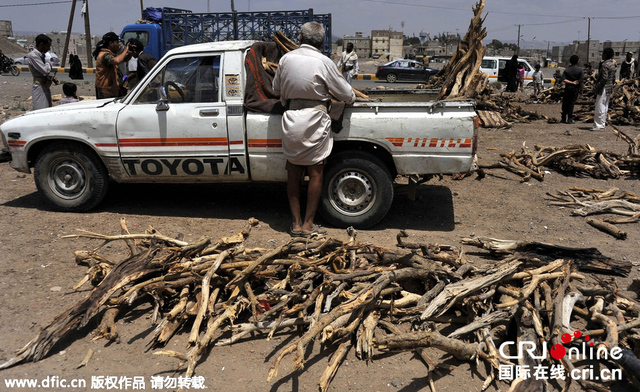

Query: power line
left=0, top=1, right=73, bottom=7
left=359, top=0, right=640, bottom=20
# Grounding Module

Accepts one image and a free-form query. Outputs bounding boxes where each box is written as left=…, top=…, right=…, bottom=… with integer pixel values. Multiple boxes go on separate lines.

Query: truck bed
left=246, top=99, right=477, bottom=182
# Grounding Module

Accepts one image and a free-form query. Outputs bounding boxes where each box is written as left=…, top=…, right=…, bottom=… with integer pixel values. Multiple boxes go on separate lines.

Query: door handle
left=199, top=109, right=219, bottom=117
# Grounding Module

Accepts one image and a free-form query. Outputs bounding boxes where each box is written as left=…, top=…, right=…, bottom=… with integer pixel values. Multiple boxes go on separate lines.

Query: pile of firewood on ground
left=1, top=218, right=639, bottom=392
left=477, top=125, right=640, bottom=182
left=548, top=187, right=640, bottom=240
left=483, top=73, right=640, bottom=126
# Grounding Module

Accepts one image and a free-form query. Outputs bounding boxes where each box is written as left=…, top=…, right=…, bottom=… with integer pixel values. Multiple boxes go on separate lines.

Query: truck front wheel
left=34, top=143, right=109, bottom=211
left=320, top=151, right=393, bottom=228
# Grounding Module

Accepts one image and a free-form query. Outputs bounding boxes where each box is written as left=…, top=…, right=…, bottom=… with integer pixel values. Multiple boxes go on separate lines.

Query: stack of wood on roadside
left=548, top=187, right=640, bottom=240
left=476, top=93, right=549, bottom=124
left=479, top=125, right=640, bottom=181
left=516, top=75, right=640, bottom=126
left=419, top=0, right=488, bottom=100
left=1, top=219, right=638, bottom=392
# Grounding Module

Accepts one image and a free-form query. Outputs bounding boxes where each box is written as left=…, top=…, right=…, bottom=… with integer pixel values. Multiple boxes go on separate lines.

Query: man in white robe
left=27, top=34, right=59, bottom=110
left=273, top=22, right=355, bottom=237
left=337, top=43, right=359, bottom=84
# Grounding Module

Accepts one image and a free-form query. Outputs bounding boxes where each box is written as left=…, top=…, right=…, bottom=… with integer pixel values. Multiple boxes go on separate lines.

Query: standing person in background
left=126, top=38, right=158, bottom=89
left=273, top=22, right=355, bottom=237
left=532, top=64, right=543, bottom=97
left=505, top=54, right=519, bottom=92
left=516, top=63, right=525, bottom=91
left=92, top=32, right=132, bottom=99
left=592, top=47, right=617, bottom=131
left=124, top=51, right=138, bottom=89
left=27, top=34, right=60, bottom=110
left=620, top=52, right=636, bottom=80
left=561, top=55, right=584, bottom=124
left=69, top=54, right=83, bottom=80
left=337, top=42, right=359, bottom=85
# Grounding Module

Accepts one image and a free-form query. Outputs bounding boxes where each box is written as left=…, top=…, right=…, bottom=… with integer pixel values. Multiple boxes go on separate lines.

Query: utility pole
left=61, top=0, right=78, bottom=68
left=83, top=0, right=93, bottom=68
left=140, top=1, right=144, bottom=13
left=586, top=17, right=591, bottom=67
left=516, top=25, right=521, bottom=55
left=546, top=40, right=550, bottom=60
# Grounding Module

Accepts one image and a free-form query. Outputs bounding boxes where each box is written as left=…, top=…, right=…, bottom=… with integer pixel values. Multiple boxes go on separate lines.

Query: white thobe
left=593, top=90, right=610, bottom=130
left=26, top=49, right=55, bottom=110
left=273, top=44, right=355, bottom=166
left=337, top=51, right=359, bottom=84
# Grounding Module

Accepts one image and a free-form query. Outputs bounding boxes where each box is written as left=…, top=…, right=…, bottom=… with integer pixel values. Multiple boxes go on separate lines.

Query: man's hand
left=52, top=77, right=60, bottom=86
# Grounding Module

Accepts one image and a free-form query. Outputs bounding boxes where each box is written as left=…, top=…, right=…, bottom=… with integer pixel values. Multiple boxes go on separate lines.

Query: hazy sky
left=2, top=0, right=640, bottom=48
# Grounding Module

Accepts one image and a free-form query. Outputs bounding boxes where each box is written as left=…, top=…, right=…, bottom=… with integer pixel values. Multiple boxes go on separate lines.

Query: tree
left=403, top=36, right=420, bottom=46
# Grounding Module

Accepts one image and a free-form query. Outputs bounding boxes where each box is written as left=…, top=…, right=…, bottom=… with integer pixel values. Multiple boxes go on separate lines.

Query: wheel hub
left=330, top=170, right=376, bottom=216
left=50, top=160, right=86, bottom=199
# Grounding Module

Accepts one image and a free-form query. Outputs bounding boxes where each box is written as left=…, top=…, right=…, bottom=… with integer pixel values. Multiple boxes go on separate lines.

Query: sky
left=2, top=0, right=640, bottom=48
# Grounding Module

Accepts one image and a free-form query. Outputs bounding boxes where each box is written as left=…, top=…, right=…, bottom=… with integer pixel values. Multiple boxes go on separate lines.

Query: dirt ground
left=1, top=72, right=639, bottom=392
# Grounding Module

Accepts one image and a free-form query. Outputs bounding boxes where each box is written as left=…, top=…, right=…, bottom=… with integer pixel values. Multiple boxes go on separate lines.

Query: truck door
left=116, top=54, right=245, bottom=181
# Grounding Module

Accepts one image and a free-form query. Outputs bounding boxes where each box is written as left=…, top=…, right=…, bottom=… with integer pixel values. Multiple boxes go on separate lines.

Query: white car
left=480, top=56, right=536, bottom=85
left=13, top=51, right=60, bottom=67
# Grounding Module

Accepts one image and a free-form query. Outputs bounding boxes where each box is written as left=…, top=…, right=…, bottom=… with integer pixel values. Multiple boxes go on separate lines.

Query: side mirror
left=156, top=86, right=169, bottom=111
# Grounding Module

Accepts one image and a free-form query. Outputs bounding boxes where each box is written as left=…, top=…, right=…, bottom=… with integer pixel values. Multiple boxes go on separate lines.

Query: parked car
left=13, top=51, right=60, bottom=67
left=375, top=60, right=438, bottom=83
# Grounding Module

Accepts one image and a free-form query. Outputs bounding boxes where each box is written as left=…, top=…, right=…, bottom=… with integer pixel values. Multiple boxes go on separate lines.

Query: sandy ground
left=0, top=73, right=639, bottom=392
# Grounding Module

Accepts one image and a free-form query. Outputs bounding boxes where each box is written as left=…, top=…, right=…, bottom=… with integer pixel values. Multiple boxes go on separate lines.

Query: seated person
left=58, top=82, right=79, bottom=105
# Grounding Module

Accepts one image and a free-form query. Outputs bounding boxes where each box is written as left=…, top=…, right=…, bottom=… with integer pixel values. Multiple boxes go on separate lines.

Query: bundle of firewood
left=420, top=0, right=488, bottom=100
left=1, top=218, right=638, bottom=391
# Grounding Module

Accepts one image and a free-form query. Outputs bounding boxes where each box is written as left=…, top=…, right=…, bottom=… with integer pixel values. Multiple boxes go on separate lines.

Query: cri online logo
left=550, top=330, right=592, bottom=360
left=499, top=329, right=623, bottom=361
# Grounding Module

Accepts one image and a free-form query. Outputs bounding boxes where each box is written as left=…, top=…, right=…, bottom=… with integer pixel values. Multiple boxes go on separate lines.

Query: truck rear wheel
left=320, top=151, right=393, bottom=228
left=34, top=142, right=109, bottom=212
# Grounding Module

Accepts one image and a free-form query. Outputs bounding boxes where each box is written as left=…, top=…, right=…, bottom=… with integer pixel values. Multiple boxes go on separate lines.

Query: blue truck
left=120, top=7, right=332, bottom=61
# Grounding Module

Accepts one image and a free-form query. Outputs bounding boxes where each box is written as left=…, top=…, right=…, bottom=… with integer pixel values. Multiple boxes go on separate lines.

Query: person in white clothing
left=337, top=42, right=359, bottom=84
left=592, top=47, right=617, bottom=131
left=27, top=34, right=60, bottom=110
left=273, top=22, right=355, bottom=237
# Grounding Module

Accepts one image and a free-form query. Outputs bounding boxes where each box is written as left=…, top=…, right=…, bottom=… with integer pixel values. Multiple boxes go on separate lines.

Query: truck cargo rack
left=162, top=9, right=332, bottom=54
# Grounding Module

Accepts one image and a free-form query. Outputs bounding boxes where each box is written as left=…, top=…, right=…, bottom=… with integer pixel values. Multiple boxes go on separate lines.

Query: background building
left=342, top=32, right=370, bottom=59
left=0, top=20, right=13, bottom=37
left=371, top=29, right=403, bottom=60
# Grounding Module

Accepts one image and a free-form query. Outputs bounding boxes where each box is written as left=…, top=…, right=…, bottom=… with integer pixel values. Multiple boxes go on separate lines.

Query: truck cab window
left=135, top=55, right=221, bottom=104
left=121, top=31, right=149, bottom=47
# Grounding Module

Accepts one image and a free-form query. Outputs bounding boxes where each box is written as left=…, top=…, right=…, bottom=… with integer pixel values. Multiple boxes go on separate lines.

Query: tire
left=320, top=151, right=394, bottom=229
left=386, top=73, right=398, bottom=83
left=34, top=143, right=109, bottom=212
left=10, top=65, right=20, bottom=76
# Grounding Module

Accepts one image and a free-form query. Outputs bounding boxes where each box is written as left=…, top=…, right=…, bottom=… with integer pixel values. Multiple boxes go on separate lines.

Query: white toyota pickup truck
left=0, top=40, right=477, bottom=228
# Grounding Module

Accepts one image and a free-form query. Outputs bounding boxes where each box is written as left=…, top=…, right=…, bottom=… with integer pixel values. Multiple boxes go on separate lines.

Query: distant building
left=371, top=30, right=403, bottom=60
left=552, top=40, right=604, bottom=67
left=0, top=20, right=13, bottom=37
left=342, top=32, right=370, bottom=59
left=603, top=40, right=640, bottom=63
